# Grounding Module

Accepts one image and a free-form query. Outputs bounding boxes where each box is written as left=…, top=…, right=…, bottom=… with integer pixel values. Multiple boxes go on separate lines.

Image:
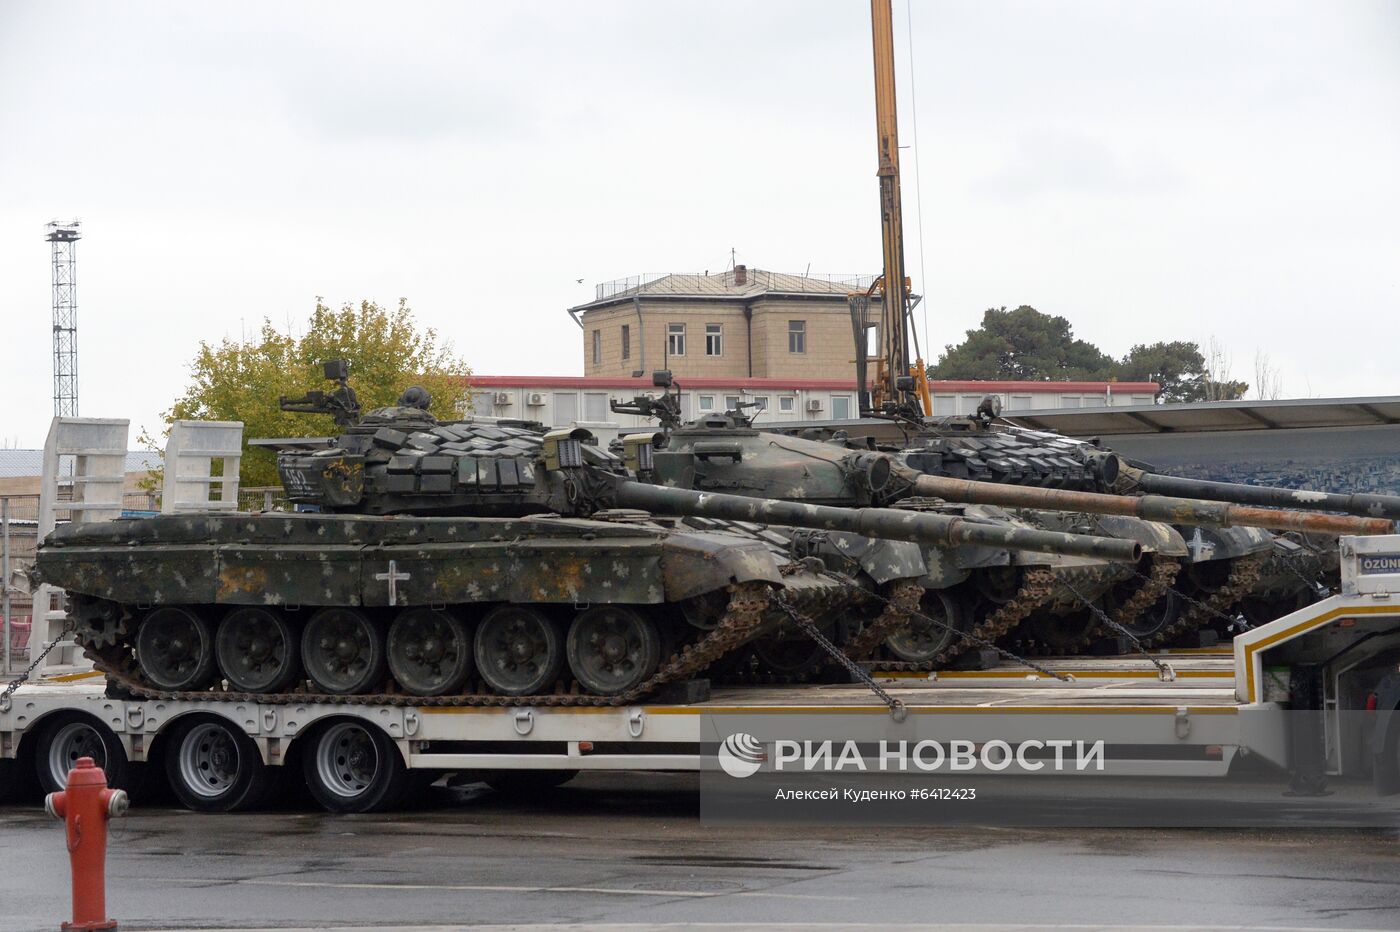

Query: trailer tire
left=301, top=719, right=407, bottom=813
left=33, top=714, right=129, bottom=796
left=165, top=716, right=273, bottom=812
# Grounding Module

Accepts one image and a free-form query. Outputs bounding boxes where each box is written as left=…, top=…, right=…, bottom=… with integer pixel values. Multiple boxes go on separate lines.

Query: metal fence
left=2, top=494, right=39, bottom=674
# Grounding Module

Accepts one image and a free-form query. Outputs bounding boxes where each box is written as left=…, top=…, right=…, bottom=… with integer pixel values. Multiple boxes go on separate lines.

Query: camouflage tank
left=781, top=395, right=1395, bottom=646
left=609, top=380, right=1178, bottom=668
left=33, top=363, right=1139, bottom=705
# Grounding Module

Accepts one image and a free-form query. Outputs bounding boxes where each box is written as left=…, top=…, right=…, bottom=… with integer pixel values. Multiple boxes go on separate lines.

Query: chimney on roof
left=734, top=264, right=747, bottom=286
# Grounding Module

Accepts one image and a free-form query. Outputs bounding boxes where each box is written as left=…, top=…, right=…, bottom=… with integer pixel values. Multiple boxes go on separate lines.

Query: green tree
left=1117, top=341, right=1205, bottom=403
left=929, top=306, right=1118, bottom=382
left=149, top=299, right=471, bottom=488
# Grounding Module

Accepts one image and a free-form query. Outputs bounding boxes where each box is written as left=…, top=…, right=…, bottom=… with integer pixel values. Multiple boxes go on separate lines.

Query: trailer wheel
left=165, top=716, right=272, bottom=812
left=33, top=715, right=129, bottom=796
left=302, top=719, right=407, bottom=813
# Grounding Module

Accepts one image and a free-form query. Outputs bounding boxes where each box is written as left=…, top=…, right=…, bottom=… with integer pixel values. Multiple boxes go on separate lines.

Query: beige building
left=569, top=266, right=880, bottom=381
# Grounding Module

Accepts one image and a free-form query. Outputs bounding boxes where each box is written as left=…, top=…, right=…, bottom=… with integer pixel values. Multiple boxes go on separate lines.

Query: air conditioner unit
left=805, top=399, right=824, bottom=412
left=526, top=392, right=546, bottom=406
left=493, top=392, right=512, bottom=405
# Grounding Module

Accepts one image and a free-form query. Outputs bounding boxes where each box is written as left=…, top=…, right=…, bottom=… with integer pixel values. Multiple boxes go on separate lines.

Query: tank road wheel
left=215, top=607, right=302, bottom=693
left=387, top=608, right=473, bottom=697
left=475, top=606, right=565, bottom=696
left=302, top=719, right=408, bottom=813
left=566, top=606, right=662, bottom=696
left=885, top=591, right=968, bottom=663
left=34, top=715, right=129, bottom=796
left=1115, top=590, right=1181, bottom=641
left=135, top=607, right=217, bottom=692
left=301, top=608, right=387, bottom=695
left=165, top=716, right=272, bottom=812
left=973, top=566, right=1021, bottom=606
left=751, top=620, right=833, bottom=677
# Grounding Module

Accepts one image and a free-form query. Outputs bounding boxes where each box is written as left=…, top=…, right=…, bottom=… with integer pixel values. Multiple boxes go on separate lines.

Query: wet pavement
left=2, top=772, right=1399, bottom=931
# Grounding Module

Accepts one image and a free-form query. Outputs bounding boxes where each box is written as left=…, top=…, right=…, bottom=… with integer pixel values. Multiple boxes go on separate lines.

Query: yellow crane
left=858, top=0, right=933, bottom=418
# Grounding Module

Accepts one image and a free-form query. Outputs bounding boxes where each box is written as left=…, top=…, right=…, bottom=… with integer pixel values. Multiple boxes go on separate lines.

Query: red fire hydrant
left=45, top=756, right=128, bottom=932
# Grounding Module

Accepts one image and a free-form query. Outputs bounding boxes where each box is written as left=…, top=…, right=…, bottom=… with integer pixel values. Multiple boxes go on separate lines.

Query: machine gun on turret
left=610, top=369, right=683, bottom=430
left=278, top=358, right=362, bottom=428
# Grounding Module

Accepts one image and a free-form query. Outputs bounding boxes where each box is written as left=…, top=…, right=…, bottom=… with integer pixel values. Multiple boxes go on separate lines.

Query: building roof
left=0, top=449, right=161, bottom=479
left=467, top=375, right=1159, bottom=394
left=1002, top=396, right=1400, bottom=437
left=571, top=268, right=878, bottom=313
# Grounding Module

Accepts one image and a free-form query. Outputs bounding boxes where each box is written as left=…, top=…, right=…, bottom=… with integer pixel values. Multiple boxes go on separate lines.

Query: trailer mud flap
left=1286, top=663, right=1329, bottom=796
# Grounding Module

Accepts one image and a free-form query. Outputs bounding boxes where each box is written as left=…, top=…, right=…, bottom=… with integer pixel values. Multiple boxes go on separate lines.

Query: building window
left=725, top=395, right=741, bottom=411
left=788, top=320, right=806, bottom=353
left=621, top=324, right=630, bottom=360
left=1060, top=395, right=1082, bottom=409
left=583, top=392, right=609, bottom=422
left=698, top=395, right=715, bottom=411
left=667, top=323, right=686, bottom=356
left=705, top=323, right=723, bottom=356
left=554, top=392, right=579, bottom=424
left=779, top=396, right=795, bottom=412
left=591, top=330, right=601, bottom=365
left=831, top=395, right=852, bottom=419
left=1010, top=394, right=1032, bottom=410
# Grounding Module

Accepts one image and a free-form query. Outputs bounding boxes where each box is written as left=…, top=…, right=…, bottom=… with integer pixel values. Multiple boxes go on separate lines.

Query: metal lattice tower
left=46, top=219, right=82, bottom=416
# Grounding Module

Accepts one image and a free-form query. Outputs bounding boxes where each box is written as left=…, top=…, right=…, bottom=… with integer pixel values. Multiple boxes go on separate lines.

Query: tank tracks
left=840, top=579, right=926, bottom=662
left=77, top=582, right=774, bottom=708
left=1106, top=556, right=1181, bottom=639
left=866, top=567, right=1057, bottom=671
left=1138, top=552, right=1267, bottom=650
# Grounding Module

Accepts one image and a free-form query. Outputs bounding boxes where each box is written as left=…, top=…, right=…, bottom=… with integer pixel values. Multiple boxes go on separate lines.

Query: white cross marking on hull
left=374, top=560, right=411, bottom=606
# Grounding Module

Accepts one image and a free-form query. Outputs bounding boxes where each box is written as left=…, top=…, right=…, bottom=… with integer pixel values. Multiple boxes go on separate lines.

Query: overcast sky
left=2, top=0, right=1397, bottom=448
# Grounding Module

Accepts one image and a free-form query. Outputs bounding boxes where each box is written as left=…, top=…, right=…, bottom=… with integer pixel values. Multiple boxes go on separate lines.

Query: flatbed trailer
left=5, top=535, right=1400, bottom=813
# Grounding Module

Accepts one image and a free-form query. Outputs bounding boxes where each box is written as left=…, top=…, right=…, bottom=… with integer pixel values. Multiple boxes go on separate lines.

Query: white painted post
left=161, top=420, right=244, bottom=514
left=35, top=417, right=130, bottom=671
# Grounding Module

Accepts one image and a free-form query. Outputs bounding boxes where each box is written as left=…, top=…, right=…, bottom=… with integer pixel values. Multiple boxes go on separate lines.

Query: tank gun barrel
left=610, top=480, right=1141, bottom=561
left=910, top=474, right=1393, bottom=536
left=1123, top=468, right=1400, bottom=522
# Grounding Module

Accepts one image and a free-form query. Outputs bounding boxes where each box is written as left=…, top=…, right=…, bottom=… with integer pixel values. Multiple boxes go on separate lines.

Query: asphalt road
left=3, top=772, right=1399, bottom=932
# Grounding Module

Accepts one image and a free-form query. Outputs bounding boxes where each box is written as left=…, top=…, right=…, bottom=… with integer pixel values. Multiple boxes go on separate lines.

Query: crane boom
left=861, top=0, right=930, bottom=418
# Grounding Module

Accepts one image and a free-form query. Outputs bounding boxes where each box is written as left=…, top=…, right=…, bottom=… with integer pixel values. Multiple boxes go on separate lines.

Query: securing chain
left=772, top=591, right=908, bottom=721
left=844, top=577, right=1072, bottom=682
left=817, top=551, right=1072, bottom=682
left=1061, top=580, right=1175, bottom=682
left=1, top=618, right=76, bottom=708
